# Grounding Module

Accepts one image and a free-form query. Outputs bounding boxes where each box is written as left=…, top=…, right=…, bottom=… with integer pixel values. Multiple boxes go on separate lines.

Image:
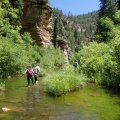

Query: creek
left=0, top=76, right=120, bottom=120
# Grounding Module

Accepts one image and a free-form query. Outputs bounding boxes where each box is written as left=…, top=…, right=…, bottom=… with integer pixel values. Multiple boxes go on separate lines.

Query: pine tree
left=53, top=18, right=58, bottom=47
left=116, top=0, right=120, bottom=9
left=96, top=0, right=118, bottom=42
left=99, top=0, right=117, bottom=19
left=74, top=29, right=79, bottom=44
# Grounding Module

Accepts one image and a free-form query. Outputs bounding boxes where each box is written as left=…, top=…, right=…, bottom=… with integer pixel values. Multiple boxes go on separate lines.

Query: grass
left=42, top=67, right=87, bottom=96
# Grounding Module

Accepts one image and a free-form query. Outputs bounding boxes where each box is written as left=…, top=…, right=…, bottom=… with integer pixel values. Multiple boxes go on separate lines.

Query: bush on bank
left=42, top=66, right=87, bottom=96
left=75, top=42, right=113, bottom=83
left=0, top=36, right=64, bottom=79
left=73, top=11, right=120, bottom=88
left=74, top=40, right=120, bottom=88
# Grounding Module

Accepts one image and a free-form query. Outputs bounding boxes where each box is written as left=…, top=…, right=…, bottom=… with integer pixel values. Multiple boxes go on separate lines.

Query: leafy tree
left=74, top=29, right=79, bottom=43
left=96, top=0, right=118, bottom=42
left=96, top=17, right=115, bottom=42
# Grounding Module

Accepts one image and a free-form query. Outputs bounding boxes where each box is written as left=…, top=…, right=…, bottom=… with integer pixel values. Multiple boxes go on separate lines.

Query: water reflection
left=24, top=86, right=40, bottom=113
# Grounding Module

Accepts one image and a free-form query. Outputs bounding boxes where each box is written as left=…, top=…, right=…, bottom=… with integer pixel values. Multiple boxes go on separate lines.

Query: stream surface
left=0, top=76, right=120, bottom=120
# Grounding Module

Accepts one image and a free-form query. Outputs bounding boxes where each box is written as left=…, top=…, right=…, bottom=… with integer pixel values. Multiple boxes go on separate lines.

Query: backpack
left=33, top=67, right=39, bottom=74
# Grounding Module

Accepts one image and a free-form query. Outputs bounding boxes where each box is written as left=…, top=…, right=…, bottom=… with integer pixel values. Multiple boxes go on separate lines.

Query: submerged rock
left=2, top=107, right=11, bottom=112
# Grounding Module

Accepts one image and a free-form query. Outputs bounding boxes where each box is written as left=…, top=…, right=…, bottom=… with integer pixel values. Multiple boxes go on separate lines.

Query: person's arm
left=23, top=69, right=28, bottom=74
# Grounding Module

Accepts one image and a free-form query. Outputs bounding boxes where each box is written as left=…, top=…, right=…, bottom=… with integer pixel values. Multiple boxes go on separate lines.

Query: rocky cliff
left=21, top=0, right=53, bottom=47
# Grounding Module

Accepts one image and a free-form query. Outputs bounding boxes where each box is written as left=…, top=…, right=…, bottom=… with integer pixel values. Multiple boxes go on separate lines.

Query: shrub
left=0, top=38, right=28, bottom=78
left=0, top=36, right=65, bottom=78
left=74, top=39, right=120, bottom=88
left=75, top=42, right=114, bottom=84
left=42, top=66, right=87, bottom=96
left=106, top=37, right=120, bottom=88
left=33, top=46, right=64, bottom=70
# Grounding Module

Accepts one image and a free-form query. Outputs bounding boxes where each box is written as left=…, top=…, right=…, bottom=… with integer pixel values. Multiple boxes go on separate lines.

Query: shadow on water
left=102, top=87, right=120, bottom=107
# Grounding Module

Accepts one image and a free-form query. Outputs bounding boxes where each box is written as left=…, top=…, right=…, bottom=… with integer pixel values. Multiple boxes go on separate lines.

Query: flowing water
left=0, top=76, right=120, bottom=120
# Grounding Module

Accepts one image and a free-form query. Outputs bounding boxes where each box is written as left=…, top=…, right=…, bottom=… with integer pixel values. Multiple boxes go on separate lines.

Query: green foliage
left=74, top=37, right=120, bottom=88
left=99, top=0, right=117, bottom=19
left=94, top=1, right=120, bottom=88
left=75, top=42, right=112, bottom=83
left=0, top=0, right=21, bottom=26
left=107, top=38, right=120, bottom=87
left=53, top=8, right=98, bottom=50
left=21, top=32, right=33, bottom=45
left=96, top=17, right=115, bottom=42
left=0, top=37, right=64, bottom=78
left=42, top=66, right=87, bottom=96
left=0, top=0, right=65, bottom=79
left=114, top=10, right=120, bottom=24
left=33, top=46, right=64, bottom=70
left=96, top=0, right=119, bottom=42
left=0, top=38, right=28, bottom=78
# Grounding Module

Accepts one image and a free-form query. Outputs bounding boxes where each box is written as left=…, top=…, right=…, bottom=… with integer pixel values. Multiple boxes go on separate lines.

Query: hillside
left=53, top=8, right=98, bottom=50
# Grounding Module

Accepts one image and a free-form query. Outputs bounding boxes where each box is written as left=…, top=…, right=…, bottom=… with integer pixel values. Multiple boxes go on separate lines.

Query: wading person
left=73, top=60, right=78, bottom=71
left=33, top=65, right=40, bottom=85
left=24, top=65, right=34, bottom=87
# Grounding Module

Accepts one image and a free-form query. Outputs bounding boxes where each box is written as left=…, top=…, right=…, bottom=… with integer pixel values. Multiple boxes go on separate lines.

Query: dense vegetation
left=43, top=66, right=87, bottom=96
left=0, top=0, right=120, bottom=94
left=74, top=0, right=120, bottom=88
left=52, top=0, right=120, bottom=89
left=0, top=0, right=64, bottom=79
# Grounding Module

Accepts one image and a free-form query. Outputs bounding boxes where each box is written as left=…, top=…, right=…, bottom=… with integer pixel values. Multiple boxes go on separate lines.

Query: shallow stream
left=0, top=76, right=120, bottom=120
